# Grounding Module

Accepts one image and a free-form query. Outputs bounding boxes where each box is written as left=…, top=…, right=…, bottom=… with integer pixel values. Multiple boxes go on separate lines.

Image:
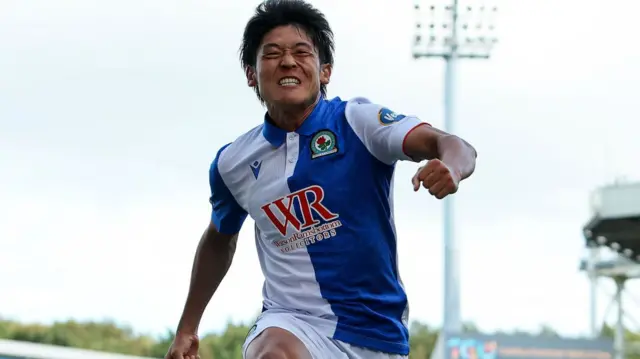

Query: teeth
left=279, top=77, right=300, bottom=86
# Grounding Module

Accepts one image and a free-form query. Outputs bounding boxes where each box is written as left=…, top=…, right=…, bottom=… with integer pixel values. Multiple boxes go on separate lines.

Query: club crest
left=310, top=130, right=338, bottom=158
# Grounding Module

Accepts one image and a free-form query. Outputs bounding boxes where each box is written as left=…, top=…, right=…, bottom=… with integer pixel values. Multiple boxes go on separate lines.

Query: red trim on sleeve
left=402, top=122, right=431, bottom=158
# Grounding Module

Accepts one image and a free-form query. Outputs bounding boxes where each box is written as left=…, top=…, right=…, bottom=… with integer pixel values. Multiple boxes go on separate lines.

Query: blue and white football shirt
left=209, top=96, right=429, bottom=355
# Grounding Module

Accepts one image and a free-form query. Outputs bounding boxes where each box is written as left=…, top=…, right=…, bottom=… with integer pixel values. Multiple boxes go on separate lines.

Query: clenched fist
left=165, top=332, right=200, bottom=359
left=412, top=159, right=460, bottom=199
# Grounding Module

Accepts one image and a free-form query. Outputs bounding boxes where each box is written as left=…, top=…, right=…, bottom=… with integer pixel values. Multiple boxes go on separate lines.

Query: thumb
left=186, top=335, right=199, bottom=356
left=168, top=348, right=184, bottom=359
left=171, top=334, right=197, bottom=358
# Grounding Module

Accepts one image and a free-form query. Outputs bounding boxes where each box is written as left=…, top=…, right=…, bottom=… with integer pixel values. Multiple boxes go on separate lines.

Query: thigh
left=245, top=327, right=312, bottom=359
left=243, top=311, right=343, bottom=359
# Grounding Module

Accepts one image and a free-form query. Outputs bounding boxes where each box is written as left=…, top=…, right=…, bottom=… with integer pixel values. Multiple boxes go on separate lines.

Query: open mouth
left=279, top=77, right=301, bottom=87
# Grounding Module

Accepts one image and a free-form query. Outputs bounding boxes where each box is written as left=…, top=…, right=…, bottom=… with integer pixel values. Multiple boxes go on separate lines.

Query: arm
left=176, top=223, right=238, bottom=334
left=343, top=97, right=476, bottom=198
left=402, top=124, right=477, bottom=181
left=176, top=143, right=247, bottom=334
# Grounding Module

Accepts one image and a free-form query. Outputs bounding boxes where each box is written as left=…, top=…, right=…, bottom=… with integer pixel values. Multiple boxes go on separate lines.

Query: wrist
left=452, top=167, right=463, bottom=183
left=177, top=317, right=199, bottom=335
left=439, top=158, right=463, bottom=183
left=176, top=326, right=198, bottom=336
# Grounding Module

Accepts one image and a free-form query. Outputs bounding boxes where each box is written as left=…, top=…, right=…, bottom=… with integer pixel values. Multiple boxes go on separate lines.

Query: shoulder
left=319, top=96, right=381, bottom=124
left=326, top=96, right=377, bottom=114
left=345, top=96, right=378, bottom=111
left=212, top=124, right=265, bottom=176
left=344, top=96, right=405, bottom=126
left=209, top=124, right=266, bottom=195
left=318, top=96, right=349, bottom=119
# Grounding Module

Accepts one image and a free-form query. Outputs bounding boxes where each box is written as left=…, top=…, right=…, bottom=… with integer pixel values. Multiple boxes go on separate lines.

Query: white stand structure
left=582, top=182, right=640, bottom=359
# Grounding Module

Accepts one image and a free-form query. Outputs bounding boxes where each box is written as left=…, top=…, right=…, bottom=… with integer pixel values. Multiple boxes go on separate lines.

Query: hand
left=165, top=331, right=200, bottom=359
left=412, top=159, right=460, bottom=199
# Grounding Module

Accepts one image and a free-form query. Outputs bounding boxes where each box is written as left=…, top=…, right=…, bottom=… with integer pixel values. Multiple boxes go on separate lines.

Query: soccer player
left=164, top=0, right=477, bottom=358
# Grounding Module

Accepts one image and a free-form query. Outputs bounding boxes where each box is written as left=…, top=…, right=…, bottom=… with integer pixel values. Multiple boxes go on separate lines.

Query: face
left=247, top=25, right=331, bottom=108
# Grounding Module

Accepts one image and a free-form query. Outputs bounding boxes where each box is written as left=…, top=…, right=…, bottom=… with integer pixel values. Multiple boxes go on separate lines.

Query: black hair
left=240, top=0, right=335, bottom=101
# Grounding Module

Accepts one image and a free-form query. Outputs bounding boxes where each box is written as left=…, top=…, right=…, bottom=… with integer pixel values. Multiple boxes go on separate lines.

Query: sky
left=1, top=0, right=640, bottom=340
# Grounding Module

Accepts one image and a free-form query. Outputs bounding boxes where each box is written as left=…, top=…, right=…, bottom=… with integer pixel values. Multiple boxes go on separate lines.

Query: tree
left=409, top=321, right=439, bottom=359
left=0, top=316, right=637, bottom=359
left=600, top=324, right=640, bottom=359
left=538, top=324, right=561, bottom=338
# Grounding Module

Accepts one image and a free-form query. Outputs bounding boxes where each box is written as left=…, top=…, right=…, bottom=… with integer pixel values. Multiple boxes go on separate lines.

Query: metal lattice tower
left=411, top=0, right=498, bottom=333
left=582, top=182, right=640, bottom=359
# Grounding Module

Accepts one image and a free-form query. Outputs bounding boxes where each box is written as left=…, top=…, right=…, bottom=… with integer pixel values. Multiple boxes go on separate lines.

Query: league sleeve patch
left=377, top=107, right=406, bottom=125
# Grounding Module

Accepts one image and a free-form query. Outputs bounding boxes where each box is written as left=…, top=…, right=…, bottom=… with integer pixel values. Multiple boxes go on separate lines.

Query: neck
left=267, top=95, right=320, bottom=132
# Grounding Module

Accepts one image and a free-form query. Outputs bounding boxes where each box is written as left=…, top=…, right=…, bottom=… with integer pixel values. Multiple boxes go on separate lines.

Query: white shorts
left=242, top=310, right=407, bottom=359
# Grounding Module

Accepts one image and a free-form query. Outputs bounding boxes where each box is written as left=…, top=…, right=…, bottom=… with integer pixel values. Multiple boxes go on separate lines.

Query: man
left=165, top=0, right=476, bottom=358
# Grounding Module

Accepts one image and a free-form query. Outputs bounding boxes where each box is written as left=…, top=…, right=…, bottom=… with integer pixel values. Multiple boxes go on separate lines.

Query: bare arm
left=176, top=222, right=238, bottom=334
left=404, top=124, right=477, bottom=180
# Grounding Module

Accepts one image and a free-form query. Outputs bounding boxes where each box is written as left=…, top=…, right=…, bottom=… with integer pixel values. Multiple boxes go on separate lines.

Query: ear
left=319, top=64, right=332, bottom=85
left=246, top=66, right=257, bottom=87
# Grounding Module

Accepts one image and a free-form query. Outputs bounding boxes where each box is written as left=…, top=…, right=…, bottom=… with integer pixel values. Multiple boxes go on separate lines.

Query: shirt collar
left=262, top=97, right=328, bottom=147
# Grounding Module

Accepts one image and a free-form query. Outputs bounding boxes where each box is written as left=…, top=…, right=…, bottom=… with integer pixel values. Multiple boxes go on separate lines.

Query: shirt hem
left=334, top=328, right=410, bottom=355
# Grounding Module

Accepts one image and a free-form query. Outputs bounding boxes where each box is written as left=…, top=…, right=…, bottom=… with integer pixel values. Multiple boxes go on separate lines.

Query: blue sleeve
left=209, top=144, right=248, bottom=234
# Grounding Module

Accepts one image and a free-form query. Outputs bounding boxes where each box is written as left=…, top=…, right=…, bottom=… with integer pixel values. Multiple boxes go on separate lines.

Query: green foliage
left=0, top=317, right=637, bottom=359
left=600, top=324, right=640, bottom=359
left=0, top=317, right=256, bottom=359
left=408, top=321, right=438, bottom=359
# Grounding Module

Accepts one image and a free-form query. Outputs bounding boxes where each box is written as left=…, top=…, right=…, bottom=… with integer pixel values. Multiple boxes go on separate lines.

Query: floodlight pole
left=412, top=0, right=498, bottom=333
left=588, top=245, right=599, bottom=338
left=614, top=276, right=626, bottom=359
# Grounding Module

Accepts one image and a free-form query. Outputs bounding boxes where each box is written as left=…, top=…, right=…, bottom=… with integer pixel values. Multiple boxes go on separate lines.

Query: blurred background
left=1, top=0, right=639, bottom=358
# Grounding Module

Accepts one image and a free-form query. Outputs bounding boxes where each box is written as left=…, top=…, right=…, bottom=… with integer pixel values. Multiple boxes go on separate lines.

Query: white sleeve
left=345, top=97, right=430, bottom=165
